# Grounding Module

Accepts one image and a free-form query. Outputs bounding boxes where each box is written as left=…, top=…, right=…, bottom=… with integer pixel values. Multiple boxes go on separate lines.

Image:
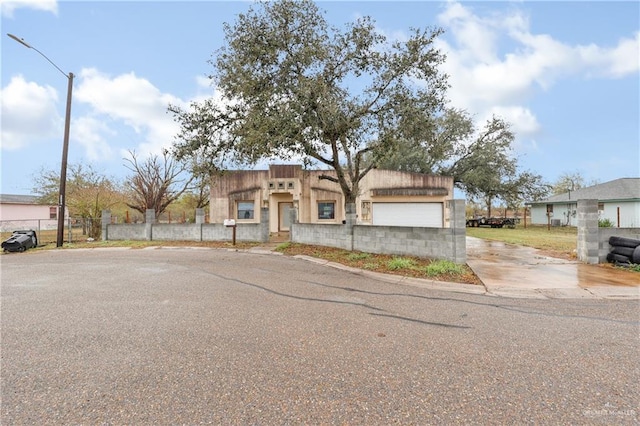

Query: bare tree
left=123, top=150, right=194, bottom=218
left=32, top=163, right=123, bottom=238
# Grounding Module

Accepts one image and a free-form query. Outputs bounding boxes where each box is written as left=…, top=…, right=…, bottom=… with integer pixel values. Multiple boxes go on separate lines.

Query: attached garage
left=372, top=202, right=443, bottom=227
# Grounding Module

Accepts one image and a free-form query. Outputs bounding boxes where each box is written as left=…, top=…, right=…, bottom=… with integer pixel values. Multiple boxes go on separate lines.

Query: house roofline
left=526, top=198, right=640, bottom=206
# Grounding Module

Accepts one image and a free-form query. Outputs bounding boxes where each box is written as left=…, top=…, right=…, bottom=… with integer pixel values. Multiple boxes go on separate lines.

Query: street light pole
left=8, top=33, right=73, bottom=247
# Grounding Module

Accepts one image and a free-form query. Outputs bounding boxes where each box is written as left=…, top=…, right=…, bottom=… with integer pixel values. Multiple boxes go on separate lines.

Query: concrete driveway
left=466, top=237, right=640, bottom=299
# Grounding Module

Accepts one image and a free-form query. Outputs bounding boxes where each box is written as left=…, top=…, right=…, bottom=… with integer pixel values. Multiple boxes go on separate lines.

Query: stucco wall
left=210, top=167, right=454, bottom=232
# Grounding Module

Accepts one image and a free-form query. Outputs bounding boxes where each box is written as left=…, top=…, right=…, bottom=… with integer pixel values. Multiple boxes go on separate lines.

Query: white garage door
left=372, top=203, right=443, bottom=227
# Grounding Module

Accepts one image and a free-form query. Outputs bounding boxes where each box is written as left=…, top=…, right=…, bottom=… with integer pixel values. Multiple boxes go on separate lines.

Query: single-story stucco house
left=0, top=194, right=66, bottom=232
left=210, top=165, right=455, bottom=235
left=527, top=178, right=640, bottom=227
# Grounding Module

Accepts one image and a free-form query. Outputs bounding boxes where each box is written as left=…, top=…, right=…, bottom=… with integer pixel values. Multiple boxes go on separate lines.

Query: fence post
left=101, top=210, right=111, bottom=241
left=260, top=207, right=270, bottom=242
left=145, top=209, right=155, bottom=241
left=195, top=208, right=205, bottom=224
left=344, top=202, right=356, bottom=251
left=577, top=199, right=599, bottom=264
left=448, top=199, right=467, bottom=264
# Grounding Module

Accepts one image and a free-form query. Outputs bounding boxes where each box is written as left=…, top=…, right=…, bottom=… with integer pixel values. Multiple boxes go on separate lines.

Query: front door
left=279, top=202, right=293, bottom=232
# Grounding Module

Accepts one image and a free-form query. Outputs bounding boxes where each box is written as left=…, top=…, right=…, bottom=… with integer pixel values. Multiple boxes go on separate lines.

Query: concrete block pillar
left=101, top=210, right=111, bottom=241
left=344, top=202, right=356, bottom=251
left=345, top=202, right=357, bottom=227
left=145, top=209, right=155, bottom=241
left=448, top=199, right=467, bottom=264
left=577, top=199, right=599, bottom=264
left=260, top=207, right=270, bottom=242
left=195, top=208, right=205, bottom=224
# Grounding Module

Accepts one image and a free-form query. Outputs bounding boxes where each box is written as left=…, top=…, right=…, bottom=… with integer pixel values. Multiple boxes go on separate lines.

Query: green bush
left=275, top=241, right=291, bottom=251
left=347, top=252, right=372, bottom=261
left=425, top=260, right=465, bottom=277
left=598, top=218, right=614, bottom=227
left=387, top=257, right=417, bottom=270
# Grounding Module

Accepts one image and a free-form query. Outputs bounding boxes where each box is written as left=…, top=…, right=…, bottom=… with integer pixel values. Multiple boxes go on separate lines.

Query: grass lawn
left=466, top=224, right=577, bottom=259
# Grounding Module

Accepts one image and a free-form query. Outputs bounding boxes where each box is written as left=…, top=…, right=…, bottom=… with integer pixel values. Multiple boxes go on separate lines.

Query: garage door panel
left=372, top=203, right=443, bottom=227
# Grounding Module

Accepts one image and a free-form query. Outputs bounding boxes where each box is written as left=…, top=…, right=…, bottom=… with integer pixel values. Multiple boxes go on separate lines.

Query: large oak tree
left=170, top=0, right=448, bottom=206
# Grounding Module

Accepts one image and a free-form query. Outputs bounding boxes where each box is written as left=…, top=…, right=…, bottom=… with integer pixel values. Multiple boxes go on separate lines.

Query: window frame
left=237, top=201, right=255, bottom=220
left=317, top=201, right=336, bottom=220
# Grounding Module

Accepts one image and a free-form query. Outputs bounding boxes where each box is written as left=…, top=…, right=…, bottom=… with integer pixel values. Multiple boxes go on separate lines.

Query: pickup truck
left=466, top=217, right=516, bottom=228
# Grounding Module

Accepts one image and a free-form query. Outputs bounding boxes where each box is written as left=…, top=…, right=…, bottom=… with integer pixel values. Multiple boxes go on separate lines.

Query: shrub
left=387, top=257, right=417, bottom=270
left=275, top=241, right=291, bottom=251
left=598, top=218, right=614, bottom=227
left=425, top=260, right=465, bottom=277
left=347, top=252, right=372, bottom=261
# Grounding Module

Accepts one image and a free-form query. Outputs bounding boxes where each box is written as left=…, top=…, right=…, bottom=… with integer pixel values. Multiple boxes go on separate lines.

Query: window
left=287, top=182, right=294, bottom=189
left=361, top=201, right=371, bottom=222
left=546, top=204, right=553, bottom=213
left=318, top=202, right=335, bottom=220
left=237, top=201, right=254, bottom=220
left=49, top=206, right=57, bottom=220
left=278, top=182, right=285, bottom=189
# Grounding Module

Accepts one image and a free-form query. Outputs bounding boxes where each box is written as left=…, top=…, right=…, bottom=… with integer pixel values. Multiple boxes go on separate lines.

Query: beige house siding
left=210, top=165, right=454, bottom=234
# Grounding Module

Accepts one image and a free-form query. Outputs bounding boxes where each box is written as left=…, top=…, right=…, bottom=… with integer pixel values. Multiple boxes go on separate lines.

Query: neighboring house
left=210, top=165, right=455, bottom=234
left=527, top=178, right=640, bottom=227
left=0, top=194, right=66, bottom=232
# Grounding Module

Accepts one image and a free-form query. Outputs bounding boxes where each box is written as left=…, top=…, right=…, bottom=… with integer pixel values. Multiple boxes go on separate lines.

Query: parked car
left=2, top=230, right=38, bottom=252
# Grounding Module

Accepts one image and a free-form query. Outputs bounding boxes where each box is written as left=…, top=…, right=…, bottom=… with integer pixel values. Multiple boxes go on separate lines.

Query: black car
left=2, top=230, right=38, bottom=252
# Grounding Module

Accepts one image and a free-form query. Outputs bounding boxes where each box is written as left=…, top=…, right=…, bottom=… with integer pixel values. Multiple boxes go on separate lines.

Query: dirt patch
left=276, top=243, right=482, bottom=285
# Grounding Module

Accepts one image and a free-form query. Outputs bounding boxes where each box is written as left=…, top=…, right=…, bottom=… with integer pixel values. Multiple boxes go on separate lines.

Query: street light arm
left=7, top=33, right=31, bottom=48
left=7, top=33, right=70, bottom=79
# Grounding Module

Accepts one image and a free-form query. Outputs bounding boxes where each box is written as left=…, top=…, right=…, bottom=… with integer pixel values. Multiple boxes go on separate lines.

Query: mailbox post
left=224, top=219, right=237, bottom=245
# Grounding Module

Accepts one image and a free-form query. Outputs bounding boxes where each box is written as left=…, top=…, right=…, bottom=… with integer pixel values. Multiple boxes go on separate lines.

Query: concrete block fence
left=102, top=200, right=467, bottom=264
left=102, top=208, right=270, bottom=243
left=577, top=199, right=640, bottom=264
left=291, top=199, right=466, bottom=264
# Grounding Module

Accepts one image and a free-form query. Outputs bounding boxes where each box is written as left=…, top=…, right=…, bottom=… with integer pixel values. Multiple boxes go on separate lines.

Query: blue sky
left=1, top=0, right=639, bottom=197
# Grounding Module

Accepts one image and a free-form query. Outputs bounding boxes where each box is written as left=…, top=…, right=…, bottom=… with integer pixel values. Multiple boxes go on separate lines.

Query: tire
left=608, top=236, right=640, bottom=248
left=632, top=246, right=640, bottom=264
left=610, top=246, right=635, bottom=257
left=607, top=252, right=631, bottom=264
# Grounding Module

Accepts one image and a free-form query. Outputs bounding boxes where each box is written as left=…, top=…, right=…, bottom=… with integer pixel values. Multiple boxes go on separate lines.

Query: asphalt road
left=1, top=247, right=638, bottom=425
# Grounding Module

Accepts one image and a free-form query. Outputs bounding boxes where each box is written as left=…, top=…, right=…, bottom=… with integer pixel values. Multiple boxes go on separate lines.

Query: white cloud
left=72, top=116, right=114, bottom=162
left=75, top=68, right=186, bottom=158
left=0, top=0, right=57, bottom=18
left=434, top=1, right=639, bottom=144
left=0, top=75, right=60, bottom=150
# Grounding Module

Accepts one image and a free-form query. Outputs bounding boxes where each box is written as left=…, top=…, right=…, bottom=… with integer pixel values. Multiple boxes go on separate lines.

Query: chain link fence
left=0, top=217, right=102, bottom=245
